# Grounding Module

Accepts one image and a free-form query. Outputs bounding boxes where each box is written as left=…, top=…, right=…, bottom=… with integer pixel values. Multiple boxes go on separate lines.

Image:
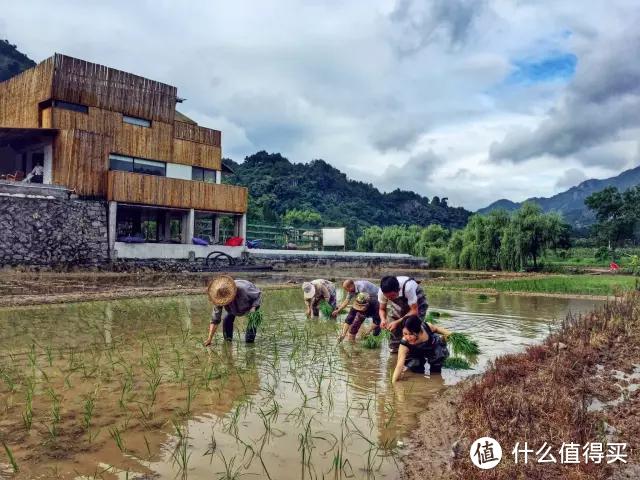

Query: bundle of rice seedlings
left=446, top=332, right=480, bottom=357
left=318, top=300, right=334, bottom=318
left=443, top=357, right=472, bottom=370
left=362, top=334, right=383, bottom=349
left=246, top=310, right=263, bottom=330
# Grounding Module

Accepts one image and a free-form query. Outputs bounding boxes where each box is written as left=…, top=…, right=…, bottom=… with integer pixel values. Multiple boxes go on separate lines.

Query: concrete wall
left=0, top=195, right=108, bottom=266
left=114, top=243, right=244, bottom=259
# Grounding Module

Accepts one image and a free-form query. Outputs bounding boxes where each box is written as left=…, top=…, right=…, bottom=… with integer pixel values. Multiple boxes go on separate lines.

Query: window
left=110, top=154, right=134, bottom=172
left=52, top=100, right=89, bottom=114
left=123, top=115, right=151, bottom=127
left=109, top=155, right=166, bottom=176
left=192, top=166, right=217, bottom=183
left=134, top=158, right=165, bottom=176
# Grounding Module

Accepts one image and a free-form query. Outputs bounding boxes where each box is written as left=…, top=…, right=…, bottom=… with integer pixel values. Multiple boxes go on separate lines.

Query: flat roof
left=0, top=128, right=58, bottom=147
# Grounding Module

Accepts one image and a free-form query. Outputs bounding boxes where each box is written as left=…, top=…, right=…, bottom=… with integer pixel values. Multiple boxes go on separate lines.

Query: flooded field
left=0, top=288, right=601, bottom=479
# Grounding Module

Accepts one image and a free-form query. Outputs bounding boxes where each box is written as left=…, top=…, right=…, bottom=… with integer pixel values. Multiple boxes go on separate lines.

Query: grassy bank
left=406, top=292, right=640, bottom=479
left=431, top=274, right=638, bottom=297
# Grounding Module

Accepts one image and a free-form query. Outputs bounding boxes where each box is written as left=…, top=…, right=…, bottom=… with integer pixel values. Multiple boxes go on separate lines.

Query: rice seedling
left=22, top=381, right=34, bottom=431
left=318, top=300, right=334, bottom=319
left=109, top=426, right=125, bottom=452
left=361, top=334, right=383, bottom=349
left=216, top=451, right=246, bottom=480
left=146, top=372, right=163, bottom=407
left=446, top=332, right=481, bottom=357
left=246, top=310, right=263, bottom=331
left=443, top=357, right=472, bottom=369
left=477, top=294, right=489, bottom=301
left=2, top=442, right=18, bottom=473
left=171, top=420, right=191, bottom=476
left=82, top=393, right=96, bottom=431
left=27, top=343, right=37, bottom=369
left=1, top=368, right=17, bottom=393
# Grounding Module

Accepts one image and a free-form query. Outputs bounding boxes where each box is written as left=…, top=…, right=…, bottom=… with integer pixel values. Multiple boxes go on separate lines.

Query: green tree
left=585, top=186, right=636, bottom=249
left=282, top=209, right=323, bottom=227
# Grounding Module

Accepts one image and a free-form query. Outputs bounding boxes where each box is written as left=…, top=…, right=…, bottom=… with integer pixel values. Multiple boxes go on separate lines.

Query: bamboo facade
left=172, top=138, right=221, bottom=170
left=107, top=170, right=248, bottom=213
left=53, top=129, right=111, bottom=196
left=0, top=58, right=53, bottom=127
left=52, top=108, right=174, bottom=162
left=52, top=54, right=177, bottom=124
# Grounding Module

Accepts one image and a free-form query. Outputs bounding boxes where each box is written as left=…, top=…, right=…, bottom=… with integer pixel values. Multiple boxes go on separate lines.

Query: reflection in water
left=0, top=288, right=602, bottom=479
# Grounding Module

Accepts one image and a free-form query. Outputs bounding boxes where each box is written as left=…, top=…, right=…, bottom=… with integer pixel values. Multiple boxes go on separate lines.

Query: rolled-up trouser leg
left=222, top=313, right=235, bottom=341
left=312, top=304, right=320, bottom=317
left=349, top=311, right=366, bottom=335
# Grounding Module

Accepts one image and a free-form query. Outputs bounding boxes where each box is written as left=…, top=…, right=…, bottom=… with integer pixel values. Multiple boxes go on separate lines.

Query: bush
left=595, top=246, right=610, bottom=261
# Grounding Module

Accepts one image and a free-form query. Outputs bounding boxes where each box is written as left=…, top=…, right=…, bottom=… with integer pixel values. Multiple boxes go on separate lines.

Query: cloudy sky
left=1, top=0, right=639, bottom=210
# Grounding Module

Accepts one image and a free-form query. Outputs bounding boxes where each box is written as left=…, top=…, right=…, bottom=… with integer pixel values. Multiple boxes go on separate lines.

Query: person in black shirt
left=392, top=315, right=451, bottom=383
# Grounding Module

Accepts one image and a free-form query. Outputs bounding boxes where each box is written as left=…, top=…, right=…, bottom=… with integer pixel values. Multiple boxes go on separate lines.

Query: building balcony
left=106, top=170, right=247, bottom=213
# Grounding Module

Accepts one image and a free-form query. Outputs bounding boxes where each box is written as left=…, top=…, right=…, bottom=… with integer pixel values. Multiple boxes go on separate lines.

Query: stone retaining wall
left=0, top=196, right=108, bottom=266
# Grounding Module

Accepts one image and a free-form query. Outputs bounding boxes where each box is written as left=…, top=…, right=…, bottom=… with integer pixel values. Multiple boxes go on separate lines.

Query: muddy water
left=0, top=288, right=601, bottom=479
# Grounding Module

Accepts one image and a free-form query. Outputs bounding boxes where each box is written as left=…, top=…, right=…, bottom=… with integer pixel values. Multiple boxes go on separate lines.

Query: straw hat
left=207, top=275, right=237, bottom=306
left=352, top=292, right=369, bottom=312
left=302, top=281, right=316, bottom=300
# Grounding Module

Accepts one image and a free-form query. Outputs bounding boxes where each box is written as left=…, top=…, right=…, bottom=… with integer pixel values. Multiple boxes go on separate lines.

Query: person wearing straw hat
left=204, top=275, right=262, bottom=345
left=302, top=279, right=336, bottom=318
left=337, top=291, right=382, bottom=343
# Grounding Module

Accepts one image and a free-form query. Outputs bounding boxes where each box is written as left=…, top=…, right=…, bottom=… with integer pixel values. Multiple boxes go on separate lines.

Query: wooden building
left=0, top=54, right=248, bottom=259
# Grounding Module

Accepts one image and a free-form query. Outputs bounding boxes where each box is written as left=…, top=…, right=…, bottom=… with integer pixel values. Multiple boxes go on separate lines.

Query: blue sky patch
left=506, top=52, right=577, bottom=85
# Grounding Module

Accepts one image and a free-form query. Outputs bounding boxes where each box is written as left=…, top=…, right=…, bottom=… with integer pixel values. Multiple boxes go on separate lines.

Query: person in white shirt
left=378, top=275, right=429, bottom=353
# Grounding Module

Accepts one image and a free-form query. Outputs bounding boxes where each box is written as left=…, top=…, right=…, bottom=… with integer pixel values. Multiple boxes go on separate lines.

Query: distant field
left=543, top=247, right=640, bottom=268
left=432, top=274, right=638, bottom=296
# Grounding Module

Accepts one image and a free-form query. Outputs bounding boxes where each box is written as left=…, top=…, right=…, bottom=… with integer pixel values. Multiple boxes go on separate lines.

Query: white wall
left=166, top=162, right=192, bottom=180
left=114, top=242, right=245, bottom=259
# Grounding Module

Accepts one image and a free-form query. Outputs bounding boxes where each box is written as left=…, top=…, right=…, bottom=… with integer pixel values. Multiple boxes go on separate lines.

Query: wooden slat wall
left=52, top=54, right=177, bottom=124
left=107, top=170, right=247, bottom=213
left=174, top=121, right=221, bottom=147
left=52, top=107, right=173, bottom=161
left=0, top=58, right=54, bottom=127
left=173, top=138, right=221, bottom=170
left=53, top=129, right=111, bottom=196
left=41, top=107, right=53, bottom=128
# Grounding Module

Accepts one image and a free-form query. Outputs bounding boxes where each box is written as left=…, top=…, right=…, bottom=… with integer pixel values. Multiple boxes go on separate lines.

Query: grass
left=436, top=274, right=638, bottom=296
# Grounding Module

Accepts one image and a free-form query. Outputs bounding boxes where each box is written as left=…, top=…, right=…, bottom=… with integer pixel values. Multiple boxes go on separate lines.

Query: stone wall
left=0, top=195, right=108, bottom=266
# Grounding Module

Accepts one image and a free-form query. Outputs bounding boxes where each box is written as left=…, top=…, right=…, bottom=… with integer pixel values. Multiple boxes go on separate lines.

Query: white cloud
left=1, top=0, right=639, bottom=210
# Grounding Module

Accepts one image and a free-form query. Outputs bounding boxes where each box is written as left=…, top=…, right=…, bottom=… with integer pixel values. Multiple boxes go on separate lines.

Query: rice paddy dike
left=0, top=284, right=602, bottom=479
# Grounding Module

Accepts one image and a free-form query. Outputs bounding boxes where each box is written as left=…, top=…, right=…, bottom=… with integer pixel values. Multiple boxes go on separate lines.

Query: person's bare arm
left=392, top=345, right=408, bottom=383
left=204, top=323, right=218, bottom=346
left=204, top=306, right=222, bottom=346
left=332, top=297, right=350, bottom=318
left=428, top=323, right=452, bottom=339
left=379, top=303, right=389, bottom=328
left=388, top=303, right=419, bottom=331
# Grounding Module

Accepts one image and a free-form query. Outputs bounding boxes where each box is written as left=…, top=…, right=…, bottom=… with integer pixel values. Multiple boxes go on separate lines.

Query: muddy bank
left=404, top=293, right=640, bottom=479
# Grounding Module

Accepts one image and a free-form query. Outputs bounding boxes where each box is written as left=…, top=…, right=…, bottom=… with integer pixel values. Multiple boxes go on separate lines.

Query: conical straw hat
left=207, top=275, right=237, bottom=306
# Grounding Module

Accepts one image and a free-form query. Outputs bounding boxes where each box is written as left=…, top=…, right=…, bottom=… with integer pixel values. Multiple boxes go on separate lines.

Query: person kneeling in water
left=392, top=316, right=451, bottom=383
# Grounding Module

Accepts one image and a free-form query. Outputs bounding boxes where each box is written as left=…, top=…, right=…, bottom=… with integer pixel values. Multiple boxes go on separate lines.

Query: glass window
left=123, top=115, right=151, bottom=127
left=134, top=158, right=166, bottom=176
left=192, top=166, right=216, bottom=183
left=192, top=166, right=204, bottom=182
left=109, top=154, right=134, bottom=172
left=203, top=169, right=216, bottom=183
left=53, top=100, right=89, bottom=114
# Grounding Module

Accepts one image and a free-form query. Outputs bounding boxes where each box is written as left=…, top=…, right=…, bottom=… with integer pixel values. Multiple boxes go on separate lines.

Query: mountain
left=224, top=151, right=471, bottom=245
left=478, top=165, right=640, bottom=228
left=0, top=40, right=35, bottom=82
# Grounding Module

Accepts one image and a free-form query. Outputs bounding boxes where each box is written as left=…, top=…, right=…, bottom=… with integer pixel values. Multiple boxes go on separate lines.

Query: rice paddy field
left=0, top=287, right=603, bottom=479
left=432, top=274, right=638, bottom=296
